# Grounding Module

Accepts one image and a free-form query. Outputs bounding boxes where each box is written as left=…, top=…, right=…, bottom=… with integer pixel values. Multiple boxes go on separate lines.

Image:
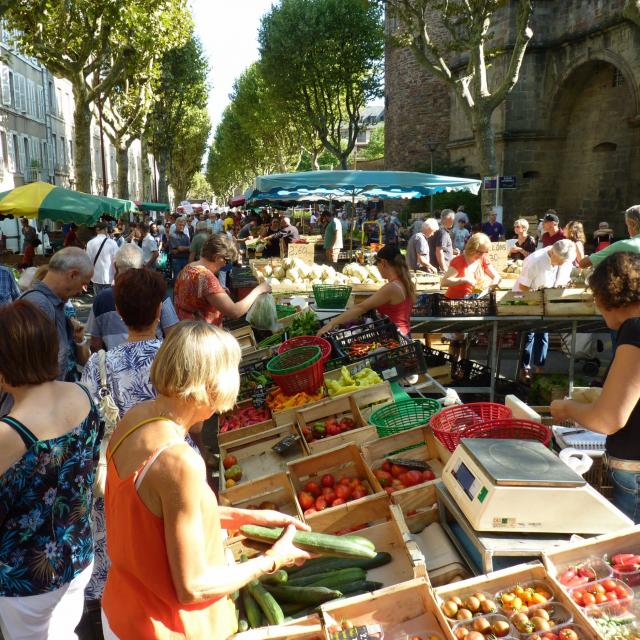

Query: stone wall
left=385, top=0, right=640, bottom=235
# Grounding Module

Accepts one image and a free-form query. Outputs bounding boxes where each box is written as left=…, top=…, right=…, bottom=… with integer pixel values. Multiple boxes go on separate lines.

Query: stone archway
left=549, top=60, right=640, bottom=231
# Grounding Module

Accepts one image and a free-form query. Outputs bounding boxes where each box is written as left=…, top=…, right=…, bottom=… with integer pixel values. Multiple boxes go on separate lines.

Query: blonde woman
left=510, top=218, right=536, bottom=258
left=441, top=232, right=501, bottom=299
left=101, top=322, right=310, bottom=639
left=564, top=220, right=586, bottom=265
left=317, top=244, right=417, bottom=337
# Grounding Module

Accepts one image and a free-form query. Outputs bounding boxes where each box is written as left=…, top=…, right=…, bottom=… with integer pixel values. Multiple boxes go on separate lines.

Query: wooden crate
left=287, top=443, right=382, bottom=515
left=308, top=496, right=423, bottom=590
left=270, top=392, right=327, bottom=428
left=219, top=471, right=303, bottom=520
left=434, top=562, right=597, bottom=640
left=543, top=525, right=640, bottom=578
left=544, top=287, right=597, bottom=316
left=321, top=577, right=450, bottom=640
left=231, top=615, right=323, bottom=640
left=219, top=423, right=306, bottom=488
left=360, top=425, right=444, bottom=500
left=231, top=325, right=258, bottom=354
left=391, top=480, right=440, bottom=535
left=218, top=399, right=275, bottom=448
left=495, top=290, right=544, bottom=316
left=295, top=393, right=377, bottom=455
left=352, top=381, right=394, bottom=421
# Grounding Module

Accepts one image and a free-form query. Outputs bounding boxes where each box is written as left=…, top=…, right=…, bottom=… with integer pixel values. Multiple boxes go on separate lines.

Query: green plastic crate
left=312, top=284, right=352, bottom=309
left=369, top=398, right=442, bottom=438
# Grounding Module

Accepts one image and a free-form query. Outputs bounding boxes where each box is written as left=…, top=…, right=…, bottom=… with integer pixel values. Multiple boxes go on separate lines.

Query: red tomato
left=352, top=487, right=367, bottom=500
left=331, top=497, right=346, bottom=507
left=315, top=496, right=328, bottom=511
left=335, top=484, right=352, bottom=500
left=298, top=491, right=315, bottom=510
left=322, top=488, right=336, bottom=503
left=321, top=474, right=335, bottom=488
left=606, top=592, right=619, bottom=602
left=559, top=629, right=578, bottom=640
left=390, top=464, right=406, bottom=478
left=406, top=470, right=424, bottom=486
left=381, top=461, right=392, bottom=472
left=374, top=470, right=393, bottom=487
left=582, top=593, right=596, bottom=606
left=304, top=481, right=321, bottom=497
left=601, top=579, right=617, bottom=592
left=384, top=486, right=396, bottom=495
left=595, top=593, right=608, bottom=604
left=572, top=590, right=583, bottom=604
left=615, top=585, right=629, bottom=599
left=339, top=476, right=352, bottom=486
left=422, top=469, right=436, bottom=482
left=592, top=584, right=606, bottom=595
left=303, top=507, right=317, bottom=516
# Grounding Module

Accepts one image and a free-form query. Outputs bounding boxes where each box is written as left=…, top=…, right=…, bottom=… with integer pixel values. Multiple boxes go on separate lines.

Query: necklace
left=126, top=330, right=158, bottom=343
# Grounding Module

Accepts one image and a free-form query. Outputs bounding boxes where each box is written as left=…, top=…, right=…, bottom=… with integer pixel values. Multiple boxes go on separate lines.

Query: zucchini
left=283, top=605, right=323, bottom=622
left=242, top=587, right=262, bottom=629
left=288, top=567, right=366, bottom=588
left=237, top=619, right=249, bottom=633
left=248, top=579, right=285, bottom=625
left=280, top=602, right=309, bottom=615
left=259, top=569, right=288, bottom=585
left=263, top=584, right=343, bottom=605
left=285, top=552, right=392, bottom=579
left=340, top=580, right=384, bottom=595
left=239, top=525, right=376, bottom=559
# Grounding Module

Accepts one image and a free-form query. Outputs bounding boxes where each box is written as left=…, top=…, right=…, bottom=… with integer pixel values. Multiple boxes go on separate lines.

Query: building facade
left=385, top=0, right=640, bottom=233
left=0, top=25, right=156, bottom=251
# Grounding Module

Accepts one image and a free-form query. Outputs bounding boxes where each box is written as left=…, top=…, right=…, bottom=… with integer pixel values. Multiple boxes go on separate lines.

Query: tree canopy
left=360, top=123, right=384, bottom=161
left=259, top=0, right=384, bottom=169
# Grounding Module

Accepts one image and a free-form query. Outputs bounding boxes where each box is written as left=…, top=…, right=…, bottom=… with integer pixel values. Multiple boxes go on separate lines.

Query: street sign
left=482, top=175, right=517, bottom=190
left=499, top=175, right=517, bottom=189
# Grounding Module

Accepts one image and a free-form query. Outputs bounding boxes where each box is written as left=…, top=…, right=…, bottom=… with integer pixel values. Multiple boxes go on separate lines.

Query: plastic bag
left=246, top=293, right=279, bottom=331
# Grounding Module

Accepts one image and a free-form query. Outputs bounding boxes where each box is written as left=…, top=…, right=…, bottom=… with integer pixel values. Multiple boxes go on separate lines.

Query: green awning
left=137, top=201, right=170, bottom=212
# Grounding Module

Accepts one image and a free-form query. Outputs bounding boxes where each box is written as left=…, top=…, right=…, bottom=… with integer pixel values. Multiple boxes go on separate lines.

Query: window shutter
left=36, top=86, right=44, bottom=119
left=14, top=74, right=25, bottom=111
left=7, top=132, right=15, bottom=172
left=27, top=80, right=35, bottom=116
left=1, top=65, right=11, bottom=105
left=41, top=140, right=48, bottom=174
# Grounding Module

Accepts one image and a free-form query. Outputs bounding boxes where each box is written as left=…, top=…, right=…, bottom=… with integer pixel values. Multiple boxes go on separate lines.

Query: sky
left=190, top=0, right=276, bottom=133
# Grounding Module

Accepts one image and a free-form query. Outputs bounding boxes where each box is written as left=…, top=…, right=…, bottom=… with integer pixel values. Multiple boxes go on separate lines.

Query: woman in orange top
left=441, top=232, right=500, bottom=299
left=174, top=234, right=270, bottom=325
left=101, top=322, right=310, bottom=639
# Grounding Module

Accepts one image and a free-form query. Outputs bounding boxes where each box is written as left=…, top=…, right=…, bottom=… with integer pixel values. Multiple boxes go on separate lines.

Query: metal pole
left=97, top=97, right=108, bottom=196
left=430, top=151, right=434, bottom=215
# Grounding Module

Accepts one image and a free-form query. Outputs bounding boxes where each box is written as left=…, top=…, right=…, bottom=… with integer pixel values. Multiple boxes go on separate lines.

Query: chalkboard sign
left=287, top=242, right=315, bottom=263
left=252, top=384, right=268, bottom=409
left=489, top=241, right=509, bottom=272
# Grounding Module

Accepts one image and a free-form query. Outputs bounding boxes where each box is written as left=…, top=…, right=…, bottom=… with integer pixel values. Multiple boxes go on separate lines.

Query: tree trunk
left=140, top=138, right=152, bottom=200
left=172, top=177, right=187, bottom=205
left=472, top=110, right=499, bottom=214
left=311, top=149, right=320, bottom=171
left=157, top=150, right=169, bottom=203
left=117, top=145, right=129, bottom=200
left=72, top=79, right=93, bottom=193
left=339, top=154, right=348, bottom=170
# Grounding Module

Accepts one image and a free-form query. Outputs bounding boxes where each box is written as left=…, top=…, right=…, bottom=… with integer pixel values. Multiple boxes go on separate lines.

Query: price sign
left=489, top=241, right=509, bottom=272
left=287, top=242, right=315, bottom=263
left=252, top=385, right=268, bottom=409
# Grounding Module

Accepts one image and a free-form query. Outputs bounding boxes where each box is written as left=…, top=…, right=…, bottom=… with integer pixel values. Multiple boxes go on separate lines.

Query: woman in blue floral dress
left=81, top=267, right=182, bottom=606
left=0, top=300, right=101, bottom=639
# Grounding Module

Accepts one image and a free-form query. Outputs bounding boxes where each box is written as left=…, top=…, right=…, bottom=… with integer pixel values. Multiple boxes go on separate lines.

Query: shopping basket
left=369, top=398, right=441, bottom=438
left=429, top=402, right=512, bottom=452
left=462, top=418, right=552, bottom=446
left=312, top=284, right=352, bottom=309
left=278, top=335, right=332, bottom=363
left=266, top=345, right=324, bottom=395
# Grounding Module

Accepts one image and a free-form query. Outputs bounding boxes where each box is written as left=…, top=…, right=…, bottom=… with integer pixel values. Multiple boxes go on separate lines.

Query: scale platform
left=442, top=439, right=632, bottom=535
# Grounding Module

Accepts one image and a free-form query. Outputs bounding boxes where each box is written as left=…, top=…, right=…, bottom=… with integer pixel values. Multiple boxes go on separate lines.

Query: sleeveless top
left=0, top=384, right=101, bottom=597
left=377, top=280, right=413, bottom=337
left=102, top=417, right=236, bottom=639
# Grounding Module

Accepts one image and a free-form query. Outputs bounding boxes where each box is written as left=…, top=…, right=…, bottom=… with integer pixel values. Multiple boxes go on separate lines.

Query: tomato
left=331, top=497, right=346, bottom=507
left=581, top=593, right=596, bottom=606
left=338, top=476, right=352, bottom=485
left=304, top=481, right=321, bottom=497
left=595, top=593, right=608, bottom=604
left=605, top=592, right=619, bottom=602
left=390, top=464, right=406, bottom=478
left=559, top=629, right=578, bottom=640
left=571, top=591, right=583, bottom=605
left=303, top=507, right=317, bottom=516
left=406, top=470, right=424, bottom=486
left=314, top=496, right=328, bottom=511
left=222, top=454, right=237, bottom=470
left=422, top=469, right=436, bottom=482
left=321, top=473, right=335, bottom=488
left=384, top=486, right=396, bottom=495
left=298, top=491, right=315, bottom=510
left=335, top=484, right=352, bottom=500
left=352, top=487, right=367, bottom=500
left=615, top=584, right=630, bottom=599
left=381, top=461, right=391, bottom=472
left=374, top=470, right=393, bottom=486
left=321, top=487, right=336, bottom=503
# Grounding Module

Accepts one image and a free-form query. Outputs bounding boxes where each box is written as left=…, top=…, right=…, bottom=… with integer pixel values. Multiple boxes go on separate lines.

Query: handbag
left=93, top=350, right=120, bottom=498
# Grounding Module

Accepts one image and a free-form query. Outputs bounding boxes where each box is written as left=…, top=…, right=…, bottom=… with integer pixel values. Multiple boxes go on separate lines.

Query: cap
left=599, top=221, right=610, bottom=229
left=543, top=213, right=559, bottom=223
left=95, top=221, right=108, bottom=230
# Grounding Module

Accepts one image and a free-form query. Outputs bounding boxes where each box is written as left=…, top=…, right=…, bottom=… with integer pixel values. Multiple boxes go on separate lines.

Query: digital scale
left=442, top=439, right=632, bottom=535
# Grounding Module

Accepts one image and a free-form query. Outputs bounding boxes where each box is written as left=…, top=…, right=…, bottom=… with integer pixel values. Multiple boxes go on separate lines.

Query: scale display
left=442, top=438, right=633, bottom=534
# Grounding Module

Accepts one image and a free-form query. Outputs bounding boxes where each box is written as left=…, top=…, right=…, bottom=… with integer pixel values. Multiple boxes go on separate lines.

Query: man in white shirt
left=169, top=219, right=190, bottom=239
left=86, top=221, right=118, bottom=294
left=514, top=239, right=576, bottom=381
left=407, top=219, right=439, bottom=273
left=139, top=221, right=159, bottom=268
left=454, top=206, right=470, bottom=227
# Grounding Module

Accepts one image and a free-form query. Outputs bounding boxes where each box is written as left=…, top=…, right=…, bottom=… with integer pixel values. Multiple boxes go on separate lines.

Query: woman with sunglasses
left=318, top=245, right=416, bottom=338
left=441, top=232, right=501, bottom=299
left=174, top=234, right=270, bottom=326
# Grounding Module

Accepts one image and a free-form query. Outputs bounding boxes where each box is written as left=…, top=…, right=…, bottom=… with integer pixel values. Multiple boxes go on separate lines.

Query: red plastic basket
left=462, top=419, right=552, bottom=446
left=429, top=402, right=513, bottom=452
left=268, top=348, right=325, bottom=396
left=278, top=335, right=332, bottom=363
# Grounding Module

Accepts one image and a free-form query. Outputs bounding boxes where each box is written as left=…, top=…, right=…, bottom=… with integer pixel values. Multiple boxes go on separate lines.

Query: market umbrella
left=98, top=195, right=138, bottom=217
left=244, top=169, right=482, bottom=201
left=136, top=201, right=170, bottom=212
left=0, top=182, right=129, bottom=224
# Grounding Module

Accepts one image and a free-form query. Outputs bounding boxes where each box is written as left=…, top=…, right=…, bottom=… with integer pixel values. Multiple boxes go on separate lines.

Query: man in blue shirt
left=482, top=210, right=505, bottom=241
left=0, top=265, right=20, bottom=306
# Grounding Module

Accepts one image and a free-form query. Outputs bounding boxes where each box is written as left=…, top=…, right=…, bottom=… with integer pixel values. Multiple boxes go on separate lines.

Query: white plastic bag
left=246, top=293, right=279, bottom=331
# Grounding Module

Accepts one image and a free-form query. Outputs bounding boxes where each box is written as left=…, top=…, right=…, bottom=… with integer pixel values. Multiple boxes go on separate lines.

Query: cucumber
left=340, top=580, right=384, bottom=595
left=259, top=569, right=288, bottom=585
left=285, top=552, right=392, bottom=579
left=239, top=525, right=376, bottom=559
left=237, top=619, right=249, bottom=633
left=242, top=587, right=262, bottom=629
left=288, top=567, right=366, bottom=588
left=283, top=605, right=323, bottom=622
left=280, top=602, right=309, bottom=615
left=263, top=584, right=343, bottom=605
left=248, top=579, right=285, bottom=625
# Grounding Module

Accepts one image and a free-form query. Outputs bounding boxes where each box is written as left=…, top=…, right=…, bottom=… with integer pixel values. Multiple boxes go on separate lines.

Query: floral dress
left=81, top=339, right=200, bottom=600
left=0, top=385, right=101, bottom=597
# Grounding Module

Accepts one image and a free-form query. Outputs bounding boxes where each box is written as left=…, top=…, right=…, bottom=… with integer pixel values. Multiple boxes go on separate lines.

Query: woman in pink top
left=318, top=245, right=416, bottom=337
